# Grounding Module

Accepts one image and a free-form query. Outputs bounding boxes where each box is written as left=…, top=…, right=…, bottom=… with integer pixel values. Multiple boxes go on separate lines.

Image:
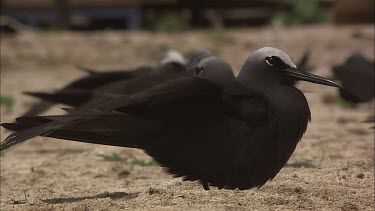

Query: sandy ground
left=0, top=25, right=374, bottom=210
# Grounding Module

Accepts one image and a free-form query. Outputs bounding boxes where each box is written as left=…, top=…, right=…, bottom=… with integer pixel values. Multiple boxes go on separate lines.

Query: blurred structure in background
left=333, top=0, right=374, bottom=24
left=1, top=0, right=143, bottom=30
left=0, top=0, right=373, bottom=32
left=0, top=0, right=338, bottom=31
left=332, top=53, right=374, bottom=105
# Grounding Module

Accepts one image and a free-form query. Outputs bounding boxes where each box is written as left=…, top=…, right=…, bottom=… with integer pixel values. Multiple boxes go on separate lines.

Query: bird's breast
left=266, top=87, right=311, bottom=163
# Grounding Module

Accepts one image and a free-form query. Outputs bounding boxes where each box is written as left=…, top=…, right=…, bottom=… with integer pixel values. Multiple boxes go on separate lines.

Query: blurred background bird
left=332, top=52, right=374, bottom=104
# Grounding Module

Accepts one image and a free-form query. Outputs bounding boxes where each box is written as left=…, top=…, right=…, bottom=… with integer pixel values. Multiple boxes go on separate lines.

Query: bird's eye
left=195, top=66, right=204, bottom=75
left=265, top=56, right=277, bottom=67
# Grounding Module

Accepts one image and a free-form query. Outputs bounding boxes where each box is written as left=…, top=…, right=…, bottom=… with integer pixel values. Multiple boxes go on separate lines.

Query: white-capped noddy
left=1, top=47, right=341, bottom=190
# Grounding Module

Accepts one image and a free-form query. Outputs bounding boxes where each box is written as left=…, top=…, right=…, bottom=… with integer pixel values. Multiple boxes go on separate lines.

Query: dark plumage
left=21, top=66, right=152, bottom=116
left=1, top=48, right=340, bottom=190
left=332, top=53, right=374, bottom=103
left=23, top=51, right=215, bottom=109
left=21, top=50, right=188, bottom=116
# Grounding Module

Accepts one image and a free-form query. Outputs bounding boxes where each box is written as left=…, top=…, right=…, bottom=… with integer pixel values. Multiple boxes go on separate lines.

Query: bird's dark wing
left=1, top=76, right=225, bottom=149
left=21, top=68, right=185, bottom=113
left=94, top=71, right=188, bottom=95
left=23, top=90, right=94, bottom=107
left=93, top=76, right=224, bottom=112
left=21, top=72, right=189, bottom=109
left=1, top=122, right=28, bottom=131
left=62, top=67, right=152, bottom=90
left=21, top=67, right=152, bottom=116
left=75, top=65, right=152, bottom=79
left=2, top=76, right=264, bottom=149
left=23, top=89, right=123, bottom=108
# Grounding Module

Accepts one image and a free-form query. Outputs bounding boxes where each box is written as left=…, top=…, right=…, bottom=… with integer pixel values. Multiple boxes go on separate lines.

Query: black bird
left=21, top=50, right=188, bottom=116
left=332, top=53, right=374, bottom=104
left=24, top=51, right=216, bottom=108
left=1, top=47, right=341, bottom=190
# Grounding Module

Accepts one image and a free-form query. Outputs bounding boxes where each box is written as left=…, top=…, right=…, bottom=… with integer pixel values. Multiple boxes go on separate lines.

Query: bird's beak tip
left=284, top=68, right=342, bottom=89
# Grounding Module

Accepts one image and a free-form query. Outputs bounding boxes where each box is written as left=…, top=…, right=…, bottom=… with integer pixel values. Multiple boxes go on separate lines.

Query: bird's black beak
left=283, top=67, right=342, bottom=88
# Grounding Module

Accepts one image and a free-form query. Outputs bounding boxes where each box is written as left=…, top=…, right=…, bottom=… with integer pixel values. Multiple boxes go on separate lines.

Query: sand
left=0, top=25, right=374, bottom=210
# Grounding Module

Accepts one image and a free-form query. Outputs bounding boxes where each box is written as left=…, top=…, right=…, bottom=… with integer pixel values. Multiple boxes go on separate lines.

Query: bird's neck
left=236, top=75, right=286, bottom=94
left=236, top=76, right=310, bottom=120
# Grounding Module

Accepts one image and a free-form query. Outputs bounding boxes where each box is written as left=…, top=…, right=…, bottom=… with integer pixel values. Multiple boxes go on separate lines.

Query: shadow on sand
left=41, top=191, right=138, bottom=204
left=285, top=161, right=317, bottom=168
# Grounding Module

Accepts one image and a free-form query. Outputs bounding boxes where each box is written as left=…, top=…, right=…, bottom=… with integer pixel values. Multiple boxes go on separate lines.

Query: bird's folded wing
left=60, top=68, right=151, bottom=90
left=24, top=90, right=94, bottom=107
left=1, top=76, right=265, bottom=151
left=24, top=89, right=124, bottom=107
left=76, top=76, right=264, bottom=118
left=0, top=77, right=216, bottom=150
left=93, top=71, right=187, bottom=95
left=75, top=65, right=152, bottom=78
left=93, top=76, right=228, bottom=113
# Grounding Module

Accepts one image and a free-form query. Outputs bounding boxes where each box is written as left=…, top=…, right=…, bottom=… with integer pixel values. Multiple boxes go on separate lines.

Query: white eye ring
left=265, top=59, right=274, bottom=66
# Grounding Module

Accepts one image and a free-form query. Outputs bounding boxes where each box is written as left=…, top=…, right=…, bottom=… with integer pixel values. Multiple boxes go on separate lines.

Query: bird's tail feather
left=1, top=112, right=156, bottom=151
left=1, top=122, right=29, bottom=131
left=45, top=128, right=132, bottom=148
left=1, top=115, right=85, bottom=151
left=61, top=107, right=102, bottom=115
left=1, top=121, right=65, bottom=151
left=23, top=90, right=93, bottom=107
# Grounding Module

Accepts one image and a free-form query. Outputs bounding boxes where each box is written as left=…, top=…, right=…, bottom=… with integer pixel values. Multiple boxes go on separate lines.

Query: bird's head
left=186, top=50, right=214, bottom=73
left=195, top=57, right=235, bottom=79
left=157, top=50, right=186, bottom=65
left=238, top=47, right=342, bottom=88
